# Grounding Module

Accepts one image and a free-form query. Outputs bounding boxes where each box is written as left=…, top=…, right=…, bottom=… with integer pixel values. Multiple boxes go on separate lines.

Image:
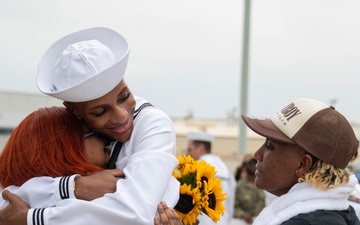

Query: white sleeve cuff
left=55, top=174, right=81, bottom=201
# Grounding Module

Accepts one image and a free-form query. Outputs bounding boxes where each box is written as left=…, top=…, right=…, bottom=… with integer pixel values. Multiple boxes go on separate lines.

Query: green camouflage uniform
left=234, top=179, right=266, bottom=219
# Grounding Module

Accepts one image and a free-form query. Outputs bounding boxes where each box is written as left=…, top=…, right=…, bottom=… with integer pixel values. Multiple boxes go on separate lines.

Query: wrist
left=73, top=176, right=92, bottom=200
left=73, top=175, right=83, bottom=199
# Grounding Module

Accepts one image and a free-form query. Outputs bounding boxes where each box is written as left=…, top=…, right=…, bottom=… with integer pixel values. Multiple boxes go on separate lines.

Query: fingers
left=107, top=169, right=125, bottom=178
left=2, top=190, right=10, bottom=201
left=113, top=171, right=125, bottom=178
left=154, top=216, right=160, bottom=225
left=156, top=202, right=182, bottom=225
left=2, top=190, right=10, bottom=200
left=157, top=201, right=169, bottom=224
left=1, top=190, right=30, bottom=209
left=2, top=190, right=16, bottom=202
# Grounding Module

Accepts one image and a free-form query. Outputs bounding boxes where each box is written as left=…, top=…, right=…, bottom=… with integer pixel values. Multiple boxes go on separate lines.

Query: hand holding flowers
left=172, top=155, right=226, bottom=225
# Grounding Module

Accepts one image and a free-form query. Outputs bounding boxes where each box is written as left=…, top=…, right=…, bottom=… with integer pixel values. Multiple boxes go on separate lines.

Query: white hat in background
left=37, top=27, right=129, bottom=102
left=187, top=131, right=214, bottom=142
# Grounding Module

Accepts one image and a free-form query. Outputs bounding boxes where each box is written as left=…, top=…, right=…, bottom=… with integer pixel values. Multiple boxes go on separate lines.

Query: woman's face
left=84, top=132, right=110, bottom=168
left=68, top=80, right=136, bottom=142
left=254, top=139, right=305, bottom=196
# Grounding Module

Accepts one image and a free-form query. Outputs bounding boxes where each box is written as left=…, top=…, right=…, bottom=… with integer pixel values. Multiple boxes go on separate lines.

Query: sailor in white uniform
left=0, top=27, right=179, bottom=225
left=187, top=131, right=236, bottom=225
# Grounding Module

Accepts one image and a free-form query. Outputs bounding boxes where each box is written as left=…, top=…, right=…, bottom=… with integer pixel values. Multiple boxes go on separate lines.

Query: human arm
left=26, top=151, right=178, bottom=225
left=0, top=155, right=174, bottom=225
left=74, top=169, right=124, bottom=200
left=0, top=175, right=78, bottom=209
left=0, top=193, right=182, bottom=225
left=0, top=169, right=123, bottom=225
left=0, top=168, right=123, bottom=210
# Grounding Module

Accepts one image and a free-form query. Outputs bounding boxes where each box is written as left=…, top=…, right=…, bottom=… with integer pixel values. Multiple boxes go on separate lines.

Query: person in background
left=233, top=156, right=265, bottom=224
left=242, top=98, right=360, bottom=225
left=234, top=154, right=254, bottom=182
left=187, top=131, right=236, bottom=225
left=234, top=166, right=242, bottom=183
left=0, top=27, right=179, bottom=225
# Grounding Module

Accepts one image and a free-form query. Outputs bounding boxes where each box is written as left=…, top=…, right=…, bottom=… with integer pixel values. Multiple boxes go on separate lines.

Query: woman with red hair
left=0, top=106, right=107, bottom=188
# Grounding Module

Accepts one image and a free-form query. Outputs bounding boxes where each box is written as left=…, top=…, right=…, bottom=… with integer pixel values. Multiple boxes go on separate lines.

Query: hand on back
left=75, top=169, right=125, bottom=200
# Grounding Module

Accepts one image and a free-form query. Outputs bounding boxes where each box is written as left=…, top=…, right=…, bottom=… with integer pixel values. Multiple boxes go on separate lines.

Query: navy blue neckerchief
left=106, top=102, right=153, bottom=169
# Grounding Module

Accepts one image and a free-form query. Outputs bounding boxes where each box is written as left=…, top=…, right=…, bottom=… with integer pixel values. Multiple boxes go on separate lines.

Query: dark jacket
left=281, top=206, right=360, bottom=225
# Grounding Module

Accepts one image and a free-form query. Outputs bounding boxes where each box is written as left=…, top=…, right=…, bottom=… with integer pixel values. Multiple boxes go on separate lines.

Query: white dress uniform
left=0, top=96, right=180, bottom=225
left=197, top=154, right=236, bottom=225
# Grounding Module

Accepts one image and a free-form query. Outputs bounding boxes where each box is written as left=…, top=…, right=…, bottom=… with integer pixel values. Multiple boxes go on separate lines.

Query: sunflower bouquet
left=172, top=155, right=227, bottom=225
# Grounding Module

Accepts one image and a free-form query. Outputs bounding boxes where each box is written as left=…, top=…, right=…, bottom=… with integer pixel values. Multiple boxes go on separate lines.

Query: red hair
left=0, top=106, right=103, bottom=187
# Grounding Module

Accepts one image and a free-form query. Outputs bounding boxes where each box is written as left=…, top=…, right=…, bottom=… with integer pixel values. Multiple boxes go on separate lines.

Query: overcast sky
left=1, top=0, right=359, bottom=123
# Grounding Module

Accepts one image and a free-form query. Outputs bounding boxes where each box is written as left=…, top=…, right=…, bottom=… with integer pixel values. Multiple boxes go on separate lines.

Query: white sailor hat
left=187, top=131, right=214, bottom=142
left=37, top=27, right=129, bottom=102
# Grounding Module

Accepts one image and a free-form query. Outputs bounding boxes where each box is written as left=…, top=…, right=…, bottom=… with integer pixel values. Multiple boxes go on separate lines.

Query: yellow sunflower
left=177, top=155, right=195, bottom=171
left=201, top=177, right=227, bottom=222
left=195, top=160, right=217, bottom=190
left=174, top=184, right=202, bottom=225
left=173, top=155, right=226, bottom=224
